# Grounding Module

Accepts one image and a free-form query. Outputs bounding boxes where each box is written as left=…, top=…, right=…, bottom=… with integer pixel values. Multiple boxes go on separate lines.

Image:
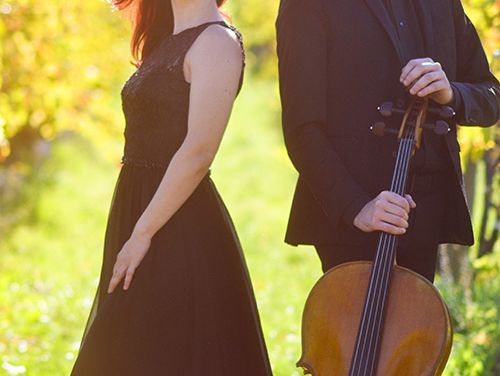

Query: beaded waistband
left=121, top=156, right=212, bottom=177
left=121, top=156, right=167, bottom=169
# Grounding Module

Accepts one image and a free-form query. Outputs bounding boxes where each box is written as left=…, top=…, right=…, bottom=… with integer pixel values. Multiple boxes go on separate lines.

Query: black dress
left=71, top=21, right=272, bottom=376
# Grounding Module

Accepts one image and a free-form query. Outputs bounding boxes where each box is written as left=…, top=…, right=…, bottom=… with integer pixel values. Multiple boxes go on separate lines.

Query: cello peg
left=422, top=120, right=450, bottom=135
left=371, top=122, right=387, bottom=137
left=378, top=102, right=405, bottom=117
left=428, top=105, right=455, bottom=119
left=378, top=102, right=394, bottom=117
left=433, top=120, right=451, bottom=135
left=370, top=122, right=399, bottom=137
left=440, top=106, right=455, bottom=119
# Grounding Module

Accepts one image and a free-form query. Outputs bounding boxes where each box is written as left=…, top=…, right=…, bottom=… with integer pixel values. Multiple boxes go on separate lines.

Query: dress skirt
left=71, top=164, right=272, bottom=375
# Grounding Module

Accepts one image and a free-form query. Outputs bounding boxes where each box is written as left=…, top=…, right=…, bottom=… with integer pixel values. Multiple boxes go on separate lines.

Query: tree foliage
left=0, top=0, right=131, bottom=165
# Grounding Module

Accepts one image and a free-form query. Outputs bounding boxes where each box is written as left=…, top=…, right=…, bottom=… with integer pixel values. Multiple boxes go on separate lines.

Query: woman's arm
left=108, top=25, right=243, bottom=293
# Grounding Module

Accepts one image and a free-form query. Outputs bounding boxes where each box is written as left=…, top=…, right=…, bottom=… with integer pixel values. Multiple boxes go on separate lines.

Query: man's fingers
left=356, top=191, right=417, bottom=234
left=377, top=200, right=408, bottom=220
left=381, top=191, right=410, bottom=212
left=385, top=202, right=409, bottom=220
left=409, top=71, right=442, bottom=95
left=403, top=62, right=440, bottom=88
left=400, top=58, right=434, bottom=82
left=416, top=80, right=448, bottom=97
left=377, top=212, right=409, bottom=229
left=405, top=194, right=417, bottom=208
left=400, top=58, right=429, bottom=79
left=377, top=221, right=406, bottom=235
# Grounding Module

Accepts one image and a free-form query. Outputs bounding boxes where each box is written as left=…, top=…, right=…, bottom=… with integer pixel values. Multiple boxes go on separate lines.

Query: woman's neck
left=171, top=0, right=224, bottom=35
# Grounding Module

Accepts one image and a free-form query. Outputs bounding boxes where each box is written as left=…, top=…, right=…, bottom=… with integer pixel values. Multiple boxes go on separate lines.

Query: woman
left=71, top=0, right=272, bottom=374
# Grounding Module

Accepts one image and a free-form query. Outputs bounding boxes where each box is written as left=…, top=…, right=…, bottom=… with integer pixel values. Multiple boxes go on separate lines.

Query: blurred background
left=0, top=0, right=498, bottom=375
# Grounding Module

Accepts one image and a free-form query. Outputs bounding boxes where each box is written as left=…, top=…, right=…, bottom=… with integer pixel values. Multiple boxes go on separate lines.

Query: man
left=276, top=0, right=499, bottom=282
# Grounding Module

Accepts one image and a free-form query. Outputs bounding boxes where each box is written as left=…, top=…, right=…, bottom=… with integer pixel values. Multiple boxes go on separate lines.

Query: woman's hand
left=353, top=191, right=416, bottom=235
left=400, top=58, right=454, bottom=105
left=107, top=231, right=151, bottom=293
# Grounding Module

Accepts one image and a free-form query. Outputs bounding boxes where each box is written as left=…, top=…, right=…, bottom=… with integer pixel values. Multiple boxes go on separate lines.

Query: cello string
left=366, top=143, right=412, bottom=374
left=359, top=137, right=413, bottom=375
left=352, top=135, right=412, bottom=375
left=350, top=136, right=408, bottom=373
left=362, top=110, right=418, bottom=374
left=351, top=191, right=399, bottom=371
left=362, top=138, right=412, bottom=375
left=364, top=123, right=415, bottom=373
left=352, top=98, right=421, bottom=374
left=360, top=109, right=417, bottom=374
left=351, top=240, right=386, bottom=374
left=353, top=135, right=412, bottom=374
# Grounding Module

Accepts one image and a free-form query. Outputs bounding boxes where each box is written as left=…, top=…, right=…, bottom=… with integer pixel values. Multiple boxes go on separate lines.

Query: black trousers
left=315, top=171, right=451, bottom=283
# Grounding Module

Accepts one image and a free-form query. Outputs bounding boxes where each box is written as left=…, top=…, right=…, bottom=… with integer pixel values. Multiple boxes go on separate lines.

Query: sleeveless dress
left=71, top=21, right=273, bottom=376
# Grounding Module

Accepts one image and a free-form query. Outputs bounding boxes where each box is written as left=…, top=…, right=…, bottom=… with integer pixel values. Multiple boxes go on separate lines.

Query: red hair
left=112, top=0, right=226, bottom=67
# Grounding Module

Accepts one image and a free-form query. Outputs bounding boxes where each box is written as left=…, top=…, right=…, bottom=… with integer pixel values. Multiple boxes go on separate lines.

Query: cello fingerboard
left=348, top=99, right=425, bottom=376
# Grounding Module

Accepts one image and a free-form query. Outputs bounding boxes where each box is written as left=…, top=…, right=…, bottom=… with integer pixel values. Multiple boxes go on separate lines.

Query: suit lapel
left=364, top=0, right=404, bottom=65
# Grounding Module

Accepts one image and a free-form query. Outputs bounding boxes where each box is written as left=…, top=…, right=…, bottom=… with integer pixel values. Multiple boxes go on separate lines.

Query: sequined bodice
left=120, top=21, right=244, bottom=168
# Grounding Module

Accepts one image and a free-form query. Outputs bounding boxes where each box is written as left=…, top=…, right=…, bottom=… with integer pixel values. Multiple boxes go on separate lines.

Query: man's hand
left=353, top=191, right=416, bottom=235
left=400, top=58, right=454, bottom=105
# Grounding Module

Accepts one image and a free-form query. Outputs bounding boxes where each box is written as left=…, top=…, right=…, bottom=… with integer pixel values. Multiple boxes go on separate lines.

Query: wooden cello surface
left=298, top=98, right=455, bottom=376
left=298, top=262, right=453, bottom=376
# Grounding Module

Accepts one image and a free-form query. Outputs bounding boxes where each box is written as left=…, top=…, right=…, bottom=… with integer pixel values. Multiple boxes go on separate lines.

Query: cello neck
left=348, top=98, right=425, bottom=376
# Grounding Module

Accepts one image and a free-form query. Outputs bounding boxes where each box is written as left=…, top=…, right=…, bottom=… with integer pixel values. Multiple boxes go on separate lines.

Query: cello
left=298, top=97, right=454, bottom=376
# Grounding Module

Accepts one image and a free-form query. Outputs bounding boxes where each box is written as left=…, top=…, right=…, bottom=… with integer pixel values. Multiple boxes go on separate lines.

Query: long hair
left=112, top=0, right=226, bottom=67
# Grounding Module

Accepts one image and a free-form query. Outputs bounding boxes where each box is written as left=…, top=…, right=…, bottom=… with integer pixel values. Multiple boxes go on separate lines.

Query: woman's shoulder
left=184, top=22, right=245, bottom=92
left=196, top=22, right=243, bottom=56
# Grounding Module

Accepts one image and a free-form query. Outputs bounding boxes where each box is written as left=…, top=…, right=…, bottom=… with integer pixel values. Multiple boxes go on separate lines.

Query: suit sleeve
left=276, top=0, right=371, bottom=229
left=450, top=0, right=500, bottom=126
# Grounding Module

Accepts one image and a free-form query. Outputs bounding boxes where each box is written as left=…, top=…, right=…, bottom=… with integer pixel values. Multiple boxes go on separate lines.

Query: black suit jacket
left=276, top=0, right=499, bottom=247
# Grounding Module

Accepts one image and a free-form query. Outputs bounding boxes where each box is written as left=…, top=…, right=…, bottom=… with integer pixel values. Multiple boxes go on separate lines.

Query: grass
left=213, top=79, right=321, bottom=374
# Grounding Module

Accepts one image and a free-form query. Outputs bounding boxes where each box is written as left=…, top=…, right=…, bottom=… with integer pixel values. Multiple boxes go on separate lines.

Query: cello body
left=298, top=98, right=455, bottom=375
left=298, top=262, right=453, bottom=376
